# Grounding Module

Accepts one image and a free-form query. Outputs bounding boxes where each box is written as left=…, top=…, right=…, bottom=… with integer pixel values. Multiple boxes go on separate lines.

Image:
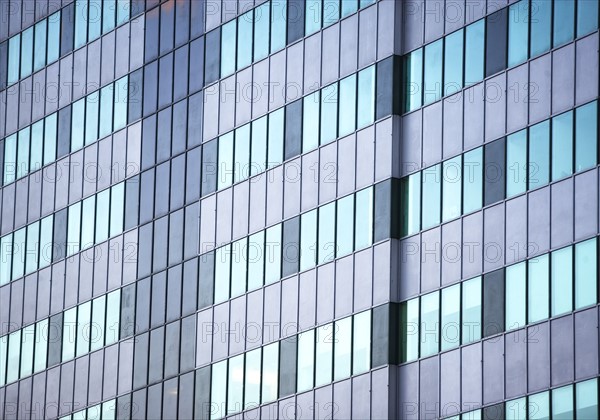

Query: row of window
left=403, top=0, right=599, bottom=113
left=0, top=288, right=122, bottom=387
left=401, top=100, right=598, bottom=237
left=203, top=184, right=374, bottom=306
left=207, top=309, right=372, bottom=419
left=0, top=179, right=127, bottom=285
left=2, top=75, right=130, bottom=187
left=59, top=398, right=117, bottom=420
left=401, top=237, right=597, bottom=363
left=449, top=377, right=598, bottom=420
left=74, top=0, right=131, bottom=51
left=202, top=63, right=377, bottom=196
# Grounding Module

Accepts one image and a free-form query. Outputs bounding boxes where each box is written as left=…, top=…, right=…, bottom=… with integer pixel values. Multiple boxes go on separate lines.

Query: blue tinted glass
left=244, top=348, right=261, bottom=409
left=85, top=92, right=99, bottom=145
left=552, top=111, right=574, bottom=181
left=551, top=246, right=573, bottom=316
left=306, top=0, right=322, bottom=35
left=528, top=254, right=549, bottom=323
left=315, top=324, right=333, bottom=386
left=227, top=354, right=244, bottom=414
left=320, top=83, right=338, bottom=144
left=12, top=228, right=25, bottom=281
left=424, top=39, right=443, bottom=105
left=6, top=330, right=21, bottom=383
left=17, top=128, right=30, bottom=180
left=214, top=245, right=231, bottom=304
left=20, top=324, right=34, bottom=379
left=575, top=238, right=597, bottom=309
left=268, top=108, right=284, bottom=167
left=39, top=215, right=54, bottom=268
left=529, top=391, right=550, bottom=420
left=357, top=65, right=375, bottom=129
left=576, top=101, right=597, bottom=172
left=100, top=84, right=115, bottom=139
left=231, top=237, right=247, bottom=298
left=271, top=1, right=287, bottom=53
left=352, top=311, right=371, bottom=374
left=318, top=202, right=336, bottom=264
left=462, top=276, right=481, bottom=344
left=261, top=343, right=279, bottom=403
left=422, top=164, right=441, bottom=229
left=508, top=0, right=529, bottom=66
left=421, top=291, right=440, bottom=357
left=341, top=0, right=358, bottom=17
left=81, top=196, right=96, bottom=249
left=110, top=182, right=124, bottom=237
left=401, top=299, right=419, bottom=362
left=117, top=0, right=130, bottom=24
left=238, top=11, right=253, bottom=70
left=218, top=132, right=234, bottom=189
left=211, top=360, right=227, bottom=419
left=336, top=195, right=354, bottom=257
left=339, top=74, right=357, bottom=137
left=103, top=0, right=116, bottom=33
left=4, top=134, right=17, bottom=184
left=506, top=262, right=526, bottom=330
left=247, top=231, right=264, bottom=291
left=576, top=379, right=599, bottom=419
left=34, top=319, right=49, bottom=372
left=25, top=222, right=39, bottom=275
left=7, top=35, right=20, bottom=85
left=530, top=0, right=552, bottom=57
left=96, top=189, right=110, bottom=243
left=251, top=116, right=267, bottom=176
left=114, top=76, right=129, bottom=131
left=44, top=113, right=57, bottom=165
left=553, top=385, right=574, bottom=419
left=442, top=156, right=462, bottom=222
left=20, top=27, right=33, bottom=78
left=254, top=3, right=270, bottom=61
left=47, top=12, right=61, bottom=63
left=401, top=172, right=421, bottom=236
left=30, top=121, right=44, bottom=171
left=404, top=48, right=423, bottom=112
left=506, top=129, right=527, bottom=197
left=444, top=29, right=463, bottom=96
left=578, top=0, right=599, bottom=36
left=323, top=0, right=340, bottom=26
left=75, top=0, right=88, bottom=49
left=529, top=120, right=550, bottom=188
left=265, top=224, right=282, bottom=284
left=68, top=202, right=82, bottom=256
left=76, top=301, right=91, bottom=356
left=72, top=99, right=86, bottom=151
left=441, top=284, right=460, bottom=351
left=297, top=328, right=315, bottom=392
left=0, top=233, right=12, bottom=285
left=303, top=91, right=320, bottom=152
left=34, top=20, right=47, bottom=71
left=221, top=20, right=236, bottom=77
left=234, top=124, right=250, bottom=183
left=465, top=20, right=485, bottom=85
left=334, top=317, right=352, bottom=379
left=89, top=0, right=103, bottom=41
left=554, top=0, right=575, bottom=47
left=355, top=187, right=373, bottom=250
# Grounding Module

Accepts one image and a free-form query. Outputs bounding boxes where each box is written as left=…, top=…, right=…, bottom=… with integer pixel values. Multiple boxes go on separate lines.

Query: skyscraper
left=0, top=0, right=599, bottom=419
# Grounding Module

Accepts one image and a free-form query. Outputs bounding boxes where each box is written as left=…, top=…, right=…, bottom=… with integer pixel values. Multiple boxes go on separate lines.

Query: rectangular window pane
left=7, top=34, right=20, bottom=85
left=261, top=342, right=279, bottom=403
left=75, top=0, right=88, bottom=49
left=12, top=228, right=25, bottom=281
left=68, top=202, right=82, bottom=256
left=318, top=202, right=336, bottom=264
left=34, top=319, right=48, bottom=373
left=420, top=291, right=439, bottom=357
left=401, top=298, right=419, bottom=362
left=300, top=209, right=317, bottom=271
left=306, top=0, right=322, bottom=35
left=103, top=0, right=116, bottom=33
left=34, top=20, right=47, bottom=71
left=529, top=120, right=550, bottom=188
left=95, top=189, right=110, bottom=243
left=4, top=134, right=17, bottom=184
left=334, top=316, right=351, bottom=380
left=268, top=108, right=284, bottom=168
left=303, top=91, right=320, bottom=152
left=444, top=29, right=463, bottom=96
left=105, top=289, right=120, bottom=345
left=441, top=284, right=460, bottom=351
left=7, top=330, right=21, bottom=383
left=254, top=3, right=270, bottom=61
left=30, top=121, right=43, bottom=172
left=221, top=20, right=236, bottom=77
left=110, top=182, right=125, bottom=237
left=20, top=27, right=33, bottom=78
left=0, top=233, right=13, bottom=285
left=323, top=0, right=339, bottom=26
left=353, top=311, right=371, bottom=375
left=553, top=385, right=574, bottom=419
left=442, top=156, right=462, bottom=222
left=17, top=128, right=30, bottom=179
left=357, top=65, right=375, bottom=129
left=401, top=172, right=421, bottom=236
left=530, top=0, right=552, bottom=57
left=297, top=329, right=315, bottom=392
left=506, top=129, right=527, bottom=197
left=62, top=308, right=77, bottom=361
left=315, top=323, right=333, bottom=386
left=552, top=111, right=574, bottom=181
left=25, top=222, right=40, bottom=275
left=0, top=335, right=6, bottom=386
left=231, top=237, right=247, bottom=298
left=81, top=196, right=96, bottom=250
left=578, top=0, right=599, bottom=36
left=47, top=12, right=61, bottom=63
left=422, top=164, right=441, bottom=229
left=551, top=246, right=573, bottom=316
left=100, top=84, right=114, bottom=139
left=424, top=39, right=443, bottom=105
left=227, top=354, right=244, bottom=415
left=117, top=0, right=130, bottom=24
left=251, top=115, right=267, bottom=176
left=528, top=253, right=549, bottom=323
left=320, top=83, right=338, bottom=145
left=114, top=76, right=128, bottom=131
left=554, top=0, right=575, bottom=47
left=462, top=276, right=482, bottom=344
left=339, top=74, right=357, bottom=137
left=20, top=324, right=35, bottom=378
left=576, top=100, right=597, bottom=172
left=44, top=113, right=58, bottom=165
left=238, top=11, right=253, bottom=70
left=234, top=124, right=250, bottom=183
left=211, top=360, right=227, bottom=419
left=341, top=0, right=357, bottom=17
left=76, top=301, right=91, bottom=356
left=355, top=187, right=373, bottom=250
left=271, top=0, right=287, bottom=53
left=506, top=398, right=527, bottom=420
left=218, top=132, right=234, bottom=189
left=247, top=231, right=265, bottom=291
left=244, top=348, right=261, bottom=410
left=90, top=295, right=106, bottom=351
left=89, top=0, right=102, bottom=41
left=529, top=391, right=550, bottom=420
left=508, top=0, right=529, bottom=67
left=465, top=20, right=485, bottom=85
left=40, top=216, right=54, bottom=269
left=506, top=262, right=526, bottom=331
left=336, top=194, right=354, bottom=257
left=576, top=378, right=598, bottom=419
left=265, top=224, right=282, bottom=284
left=575, top=238, right=597, bottom=309
left=214, top=244, right=231, bottom=304
left=403, top=48, right=423, bottom=112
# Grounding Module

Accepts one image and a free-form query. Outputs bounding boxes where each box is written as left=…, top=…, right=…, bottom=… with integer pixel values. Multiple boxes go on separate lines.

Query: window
left=401, top=298, right=419, bottom=362
left=44, top=113, right=58, bottom=165
left=75, top=0, right=88, bottom=49
left=40, top=216, right=53, bottom=269
left=34, top=319, right=48, bottom=373
left=265, top=224, right=282, bottom=284
left=34, top=20, right=47, bottom=71
left=506, top=129, right=527, bottom=198
left=321, top=83, right=338, bottom=145
left=420, top=291, right=439, bottom=357
left=403, top=48, right=423, bottom=112
left=530, top=0, right=551, bottom=57
left=553, top=385, right=574, bottom=419
left=68, top=202, right=82, bottom=256
left=401, top=172, right=421, bottom=236
left=357, top=65, right=375, bottom=129
left=355, top=187, right=373, bottom=250
left=221, top=20, right=236, bottom=77
left=218, top=132, right=234, bottom=189
left=20, top=27, right=33, bottom=79
left=528, top=254, right=549, bottom=323
left=25, top=222, right=39, bottom=275
left=62, top=308, right=77, bottom=361
left=211, top=360, right=227, bottom=419
left=529, top=391, right=550, bottom=419
left=214, top=244, right=231, bottom=304
left=552, top=111, right=574, bottom=181
left=271, top=0, right=287, bottom=53
left=96, top=189, right=110, bottom=243
left=300, top=209, right=317, bottom=271
left=91, top=295, right=106, bottom=352
left=231, top=237, right=247, bottom=298
left=306, top=0, right=322, bottom=35
left=106, top=290, right=121, bottom=345
left=575, top=238, right=597, bottom=309
left=444, top=29, right=463, bottom=95
left=323, top=0, right=339, bottom=26
left=0, top=233, right=13, bottom=285
left=576, top=378, right=598, bottom=419
left=99, top=84, right=114, bottom=139
left=117, top=0, right=129, bottom=24
left=465, top=19, right=485, bottom=85
left=88, top=0, right=102, bottom=41
left=462, top=276, right=481, bottom=344
left=7, top=34, right=20, bottom=86
left=244, top=348, right=261, bottom=410
left=303, top=91, right=320, bottom=152
left=85, top=92, right=99, bottom=146
left=297, top=329, right=315, bottom=392
left=506, top=262, right=526, bottom=331
left=235, top=124, right=250, bottom=183
left=0, top=335, right=6, bottom=385
left=247, top=231, right=265, bottom=291
left=339, top=74, right=357, bottom=137
left=12, top=228, right=25, bottom=281
left=441, top=284, right=460, bottom=351
left=76, top=301, right=91, bottom=357
left=72, top=99, right=86, bottom=151
left=4, top=134, right=16, bottom=184
left=16, top=128, right=30, bottom=180
left=268, top=108, right=284, bottom=168
left=227, top=354, right=244, bottom=415
left=238, top=11, right=253, bottom=70
left=529, top=120, right=550, bottom=189
left=341, top=0, right=357, bottom=17
left=508, top=0, right=529, bottom=67
left=318, top=202, right=336, bottom=264
left=442, top=156, right=462, bottom=222
left=103, top=0, right=116, bottom=33
left=554, top=0, right=574, bottom=47
left=552, top=246, right=573, bottom=316
left=7, top=330, right=20, bottom=383
left=261, top=342, right=279, bottom=403
left=353, top=311, right=371, bottom=374
left=110, top=183, right=125, bottom=237
left=577, top=0, right=599, bottom=37
left=20, top=324, right=34, bottom=378
left=424, top=39, right=443, bottom=104
left=81, top=196, right=96, bottom=249
left=334, top=316, right=352, bottom=380
left=251, top=116, right=267, bottom=176
left=422, top=164, right=441, bottom=229
left=576, top=101, right=597, bottom=172
left=254, top=3, right=270, bottom=61
left=336, top=194, right=355, bottom=257
left=114, top=76, right=129, bottom=132
left=30, top=121, right=43, bottom=173
left=48, top=12, right=60, bottom=63
left=315, top=323, right=333, bottom=386
left=506, top=397, right=527, bottom=420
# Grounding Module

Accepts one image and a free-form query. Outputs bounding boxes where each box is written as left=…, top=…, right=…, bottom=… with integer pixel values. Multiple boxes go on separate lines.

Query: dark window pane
left=485, top=7, right=508, bottom=77
left=279, top=337, right=297, bottom=397
left=160, top=0, right=175, bottom=55
left=483, top=269, right=505, bottom=337
left=287, top=0, right=305, bottom=44
left=205, top=29, right=221, bottom=86
left=484, top=138, right=506, bottom=206
left=145, top=7, right=159, bottom=62
left=282, top=216, right=300, bottom=277
left=285, top=100, right=303, bottom=160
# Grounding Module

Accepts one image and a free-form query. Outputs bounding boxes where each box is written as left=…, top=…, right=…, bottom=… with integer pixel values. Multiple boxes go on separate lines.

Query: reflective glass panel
left=529, top=391, right=550, bottom=419
left=0, top=233, right=13, bottom=285
left=268, top=108, right=284, bottom=167
left=336, top=194, right=354, bottom=257
left=508, top=0, right=529, bottom=67
left=357, top=65, right=375, bottom=129
left=261, top=342, right=279, bottom=403
left=334, top=316, right=352, bottom=380
left=575, top=238, right=597, bottom=309
left=422, top=164, right=441, bottom=229
left=303, top=91, right=320, bottom=152
left=231, top=237, right=247, bottom=298
left=81, top=196, right=96, bottom=250
left=552, top=111, right=574, bottom=181
left=265, top=224, right=282, bottom=284
left=424, top=39, right=443, bottom=105
left=211, top=360, right=227, bottom=419
left=30, top=120, right=43, bottom=172
left=17, top=128, right=30, bottom=179
left=404, top=48, right=423, bottom=112
left=506, top=398, right=527, bottom=420
left=306, top=0, right=322, bottom=35
left=47, top=12, right=61, bottom=63
left=401, top=172, right=421, bottom=236
left=355, top=187, right=373, bottom=250
left=506, top=129, right=527, bottom=197
left=300, top=209, right=317, bottom=271
left=44, top=113, right=58, bottom=165
left=89, top=0, right=102, bottom=40
left=34, top=319, right=48, bottom=373
left=444, top=29, right=463, bottom=95
left=551, top=246, right=573, bottom=316
left=40, top=215, right=54, bottom=269
left=76, top=301, right=91, bottom=356
left=318, top=202, right=336, bottom=264
left=25, top=222, right=39, bottom=275
left=90, top=295, right=106, bottom=351
left=218, top=132, right=234, bottom=189
left=578, top=0, right=599, bottom=36
left=20, top=324, right=34, bottom=378
left=62, top=308, right=77, bottom=361
left=4, top=134, right=17, bottom=184
left=85, top=92, right=99, bottom=146
left=339, top=74, right=357, bottom=137
left=462, top=276, right=482, bottom=344
left=530, top=0, right=552, bottom=57
left=12, top=228, right=25, bottom=281
left=297, top=329, right=315, bottom=392
left=34, top=20, right=47, bottom=71
left=576, top=378, right=598, bottom=419
left=99, top=84, right=114, bottom=139
left=247, top=231, right=265, bottom=291
left=244, top=348, right=261, bottom=410
left=465, top=20, right=485, bottom=85
left=271, top=0, right=287, bottom=53
left=105, top=290, right=120, bottom=344
left=401, top=298, right=419, bottom=362
left=103, top=0, right=116, bottom=33
left=227, top=354, right=244, bottom=415
left=553, top=385, right=574, bottom=420
left=315, top=323, right=333, bottom=386
left=254, top=3, right=270, bottom=61
left=420, top=291, right=439, bottom=357
left=576, top=100, right=597, bottom=172
left=506, top=262, right=526, bottom=331
left=221, top=20, right=236, bottom=77
left=323, top=0, right=340, bottom=26
left=20, top=27, right=33, bottom=78
left=110, top=182, right=125, bottom=237
left=95, top=188, right=110, bottom=243
left=7, top=34, right=20, bottom=85
left=320, top=83, right=338, bottom=145
left=71, top=98, right=85, bottom=152
left=6, top=330, right=21, bottom=383
left=528, top=254, right=549, bottom=323
left=342, top=0, right=358, bottom=17
left=238, top=11, right=253, bottom=70
left=67, top=202, right=82, bottom=256
left=214, top=244, right=231, bottom=303
left=353, top=311, right=371, bottom=375
left=114, top=76, right=129, bottom=131
left=442, top=156, right=462, bottom=222
left=75, top=0, right=88, bottom=49
left=529, top=120, right=550, bottom=188
left=235, top=124, right=250, bottom=183
left=554, top=0, right=575, bottom=47
left=441, top=284, right=460, bottom=351
left=251, top=116, right=267, bottom=176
